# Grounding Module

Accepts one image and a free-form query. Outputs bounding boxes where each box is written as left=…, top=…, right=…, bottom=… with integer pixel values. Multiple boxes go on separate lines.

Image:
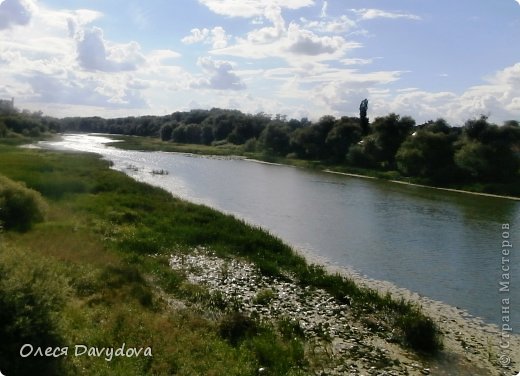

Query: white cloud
left=263, top=62, right=403, bottom=119
left=287, top=23, right=347, bottom=56
left=182, top=26, right=230, bottom=48
left=76, top=27, right=145, bottom=72
left=67, top=9, right=103, bottom=37
left=76, top=27, right=109, bottom=71
left=148, top=49, right=181, bottom=65
left=301, top=15, right=356, bottom=33
left=191, top=57, right=246, bottom=90
left=516, top=0, right=520, bottom=6
left=315, top=83, right=371, bottom=114
left=182, top=28, right=210, bottom=44
left=198, top=0, right=314, bottom=18
left=320, top=1, right=327, bottom=18
left=0, top=2, right=189, bottom=115
left=246, top=6, right=285, bottom=43
left=352, top=8, right=421, bottom=21
left=24, top=71, right=148, bottom=108
left=378, top=90, right=457, bottom=122
left=451, top=63, right=520, bottom=121
left=2, top=0, right=514, bottom=125
left=341, top=58, right=373, bottom=65
left=371, top=63, right=520, bottom=124
left=205, top=3, right=360, bottom=65
left=0, top=0, right=34, bottom=29
left=210, top=26, right=230, bottom=48
left=213, top=18, right=359, bottom=62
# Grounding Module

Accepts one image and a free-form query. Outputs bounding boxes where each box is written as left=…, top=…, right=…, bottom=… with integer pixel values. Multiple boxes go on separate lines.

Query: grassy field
left=0, top=139, right=441, bottom=375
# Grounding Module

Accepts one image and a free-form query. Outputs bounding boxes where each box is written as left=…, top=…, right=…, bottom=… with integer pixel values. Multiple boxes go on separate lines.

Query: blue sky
left=1, top=0, right=519, bottom=124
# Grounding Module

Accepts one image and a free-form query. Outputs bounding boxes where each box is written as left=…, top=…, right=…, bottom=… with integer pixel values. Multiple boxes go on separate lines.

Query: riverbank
left=169, top=246, right=520, bottom=375
left=0, top=139, right=516, bottom=375
left=325, top=170, right=520, bottom=201
left=108, top=135, right=520, bottom=200
left=299, top=248, right=520, bottom=375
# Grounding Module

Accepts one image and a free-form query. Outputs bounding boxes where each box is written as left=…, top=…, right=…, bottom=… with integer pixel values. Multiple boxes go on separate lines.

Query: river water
left=41, top=133, right=520, bottom=330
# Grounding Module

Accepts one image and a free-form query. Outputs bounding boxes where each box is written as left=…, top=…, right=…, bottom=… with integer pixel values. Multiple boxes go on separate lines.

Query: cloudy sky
left=1, top=0, right=519, bottom=124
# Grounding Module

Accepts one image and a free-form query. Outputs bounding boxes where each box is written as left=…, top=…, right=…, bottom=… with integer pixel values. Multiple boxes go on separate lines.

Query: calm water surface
left=42, top=134, right=520, bottom=329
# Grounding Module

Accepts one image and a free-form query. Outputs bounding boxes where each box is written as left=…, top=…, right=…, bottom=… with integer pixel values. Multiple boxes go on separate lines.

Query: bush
left=0, top=174, right=47, bottom=231
left=253, top=288, right=276, bottom=305
left=0, top=245, right=68, bottom=375
left=219, top=312, right=258, bottom=346
left=398, top=310, right=443, bottom=353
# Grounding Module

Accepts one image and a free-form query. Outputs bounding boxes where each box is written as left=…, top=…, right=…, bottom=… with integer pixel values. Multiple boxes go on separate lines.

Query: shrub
left=398, top=310, right=443, bottom=353
left=219, top=312, right=258, bottom=346
left=253, top=288, right=276, bottom=305
left=0, top=245, right=68, bottom=375
left=0, top=174, right=47, bottom=231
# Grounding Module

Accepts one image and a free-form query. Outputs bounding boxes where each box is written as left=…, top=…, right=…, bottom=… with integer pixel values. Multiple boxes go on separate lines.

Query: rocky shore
left=168, top=248, right=519, bottom=375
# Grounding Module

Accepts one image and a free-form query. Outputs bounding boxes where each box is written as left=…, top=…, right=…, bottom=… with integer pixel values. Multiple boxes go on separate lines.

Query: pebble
left=167, top=247, right=517, bottom=376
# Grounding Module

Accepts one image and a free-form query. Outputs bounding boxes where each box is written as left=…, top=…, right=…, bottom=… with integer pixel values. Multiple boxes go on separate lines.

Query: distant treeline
left=2, top=102, right=520, bottom=189
left=0, top=108, right=60, bottom=138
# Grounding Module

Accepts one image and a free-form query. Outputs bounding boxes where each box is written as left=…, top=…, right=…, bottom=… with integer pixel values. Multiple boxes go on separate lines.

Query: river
left=41, top=133, right=520, bottom=330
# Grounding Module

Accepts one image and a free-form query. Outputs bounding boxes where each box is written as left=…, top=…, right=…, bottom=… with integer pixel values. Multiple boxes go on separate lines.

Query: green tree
left=290, top=126, right=322, bottom=159
left=346, top=136, right=379, bottom=168
left=201, top=124, right=214, bottom=145
left=371, top=113, right=415, bottom=168
left=454, top=141, right=495, bottom=179
left=172, top=124, right=187, bottom=143
left=359, top=99, right=369, bottom=135
left=212, top=114, right=235, bottom=140
left=463, top=115, right=490, bottom=142
left=420, top=118, right=451, bottom=134
left=258, top=123, right=291, bottom=155
left=454, top=117, right=520, bottom=182
left=227, top=116, right=260, bottom=145
left=325, top=117, right=362, bottom=161
left=184, top=124, right=203, bottom=144
left=289, top=116, right=335, bottom=159
left=396, top=130, right=457, bottom=182
left=160, top=123, right=174, bottom=141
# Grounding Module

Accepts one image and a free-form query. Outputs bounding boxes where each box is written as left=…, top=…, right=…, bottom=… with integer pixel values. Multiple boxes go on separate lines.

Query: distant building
left=0, top=97, right=14, bottom=113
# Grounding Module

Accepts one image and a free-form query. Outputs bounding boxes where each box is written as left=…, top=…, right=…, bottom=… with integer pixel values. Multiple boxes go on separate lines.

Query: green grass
left=108, top=135, right=244, bottom=156
left=0, top=143, right=443, bottom=375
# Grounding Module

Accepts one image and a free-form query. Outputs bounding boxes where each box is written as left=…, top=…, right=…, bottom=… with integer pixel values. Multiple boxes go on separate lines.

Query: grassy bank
left=108, top=135, right=520, bottom=198
left=0, top=140, right=441, bottom=375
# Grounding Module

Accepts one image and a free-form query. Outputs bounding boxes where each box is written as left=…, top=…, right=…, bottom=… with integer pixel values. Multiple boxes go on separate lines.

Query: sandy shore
left=297, top=247, right=520, bottom=375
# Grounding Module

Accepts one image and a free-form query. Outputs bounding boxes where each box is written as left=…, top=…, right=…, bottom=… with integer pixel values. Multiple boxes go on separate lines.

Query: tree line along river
left=42, top=133, right=520, bottom=331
